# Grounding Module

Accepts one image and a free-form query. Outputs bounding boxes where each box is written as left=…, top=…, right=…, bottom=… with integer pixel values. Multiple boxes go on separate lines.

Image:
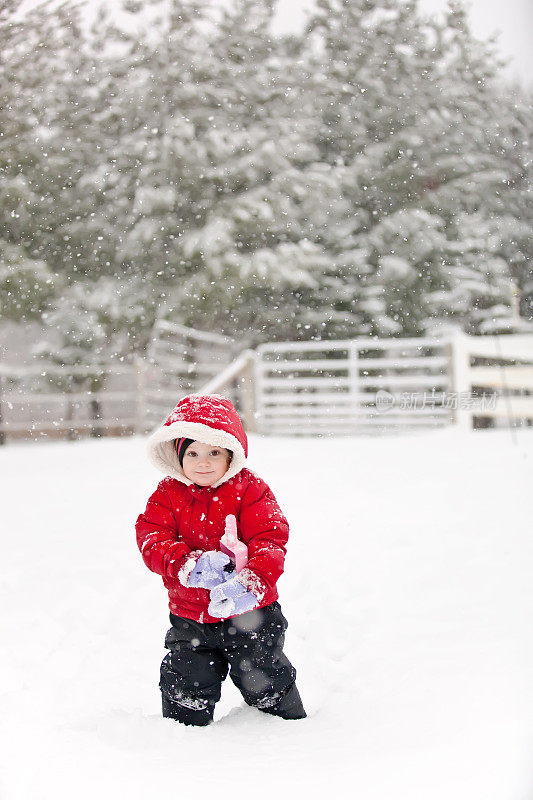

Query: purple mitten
left=208, top=576, right=258, bottom=618
left=188, top=551, right=234, bottom=589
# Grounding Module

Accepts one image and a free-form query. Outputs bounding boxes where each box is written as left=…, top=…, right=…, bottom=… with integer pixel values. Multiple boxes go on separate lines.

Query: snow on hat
left=147, top=394, right=248, bottom=487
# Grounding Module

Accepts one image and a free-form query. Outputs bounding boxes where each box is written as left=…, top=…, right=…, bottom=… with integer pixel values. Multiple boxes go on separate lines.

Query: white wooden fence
left=254, top=336, right=452, bottom=434
left=202, top=332, right=533, bottom=435
left=0, top=321, right=236, bottom=441
left=1, top=331, right=532, bottom=441
left=0, top=362, right=143, bottom=442
left=450, top=331, right=533, bottom=430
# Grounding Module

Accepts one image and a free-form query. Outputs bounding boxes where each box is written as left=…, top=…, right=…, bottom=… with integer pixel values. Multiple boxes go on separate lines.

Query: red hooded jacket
left=135, top=395, right=289, bottom=623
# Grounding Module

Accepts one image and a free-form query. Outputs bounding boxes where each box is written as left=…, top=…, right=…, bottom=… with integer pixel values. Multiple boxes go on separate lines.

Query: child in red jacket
left=136, top=394, right=306, bottom=726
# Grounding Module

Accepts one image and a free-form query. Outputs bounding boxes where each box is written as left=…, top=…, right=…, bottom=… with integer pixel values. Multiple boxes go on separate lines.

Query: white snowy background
left=276, top=0, right=532, bottom=87
left=2, top=0, right=532, bottom=796
left=2, top=427, right=533, bottom=798
left=20, top=0, right=533, bottom=86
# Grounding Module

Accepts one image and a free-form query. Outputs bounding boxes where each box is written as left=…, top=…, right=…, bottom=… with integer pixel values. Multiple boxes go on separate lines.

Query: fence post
left=348, top=343, right=360, bottom=430
left=241, top=352, right=257, bottom=433
left=448, top=330, right=471, bottom=430
left=135, top=356, right=148, bottom=435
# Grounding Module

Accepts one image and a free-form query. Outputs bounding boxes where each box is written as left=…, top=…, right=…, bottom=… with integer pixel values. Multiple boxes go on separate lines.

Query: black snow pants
left=159, top=601, right=306, bottom=726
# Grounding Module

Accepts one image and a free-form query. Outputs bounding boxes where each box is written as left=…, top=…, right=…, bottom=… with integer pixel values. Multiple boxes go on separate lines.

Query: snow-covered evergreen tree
left=150, top=0, right=331, bottom=339
left=0, top=241, right=56, bottom=321
left=1, top=0, right=532, bottom=356
left=298, top=0, right=532, bottom=337
left=0, top=1, right=60, bottom=321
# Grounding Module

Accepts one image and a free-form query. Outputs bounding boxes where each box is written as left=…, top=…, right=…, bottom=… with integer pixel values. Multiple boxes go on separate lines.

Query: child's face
left=181, top=440, right=231, bottom=486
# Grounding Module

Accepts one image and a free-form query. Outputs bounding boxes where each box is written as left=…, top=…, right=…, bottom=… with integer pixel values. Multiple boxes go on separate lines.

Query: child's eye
left=211, top=450, right=221, bottom=456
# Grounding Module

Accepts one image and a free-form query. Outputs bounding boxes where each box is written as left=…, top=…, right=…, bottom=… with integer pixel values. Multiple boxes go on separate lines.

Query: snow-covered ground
left=2, top=427, right=533, bottom=799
